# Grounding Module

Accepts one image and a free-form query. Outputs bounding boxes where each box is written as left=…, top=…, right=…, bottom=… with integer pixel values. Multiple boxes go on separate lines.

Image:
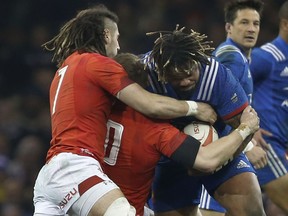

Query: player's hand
left=253, top=128, right=272, bottom=151
left=239, top=106, right=260, bottom=134
left=245, top=139, right=268, bottom=169
left=195, top=102, right=217, bottom=124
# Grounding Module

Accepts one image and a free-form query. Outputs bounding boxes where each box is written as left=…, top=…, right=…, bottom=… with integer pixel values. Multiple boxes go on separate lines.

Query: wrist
left=235, top=123, right=251, bottom=141
left=243, top=141, right=254, bottom=152
left=185, top=101, right=198, bottom=116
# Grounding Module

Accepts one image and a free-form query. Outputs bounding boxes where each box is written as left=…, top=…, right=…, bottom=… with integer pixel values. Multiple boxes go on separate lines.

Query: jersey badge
left=237, top=160, right=250, bottom=169
left=231, top=93, right=238, bottom=103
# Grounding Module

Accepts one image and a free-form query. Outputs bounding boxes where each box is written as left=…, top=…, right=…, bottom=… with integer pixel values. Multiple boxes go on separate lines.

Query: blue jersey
left=142, top=52, right=249, bottom=136
left=250, top=36, right=288, bottom=148
left=249, top=37, right=288, bottom=187
left=214, top=38, right=253, bottom=104
left=199, top=38, right=254, bottom=213
left=142, top=52, right=254, bottom=213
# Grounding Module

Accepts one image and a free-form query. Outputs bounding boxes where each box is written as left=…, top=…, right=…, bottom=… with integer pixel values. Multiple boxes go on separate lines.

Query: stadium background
left=0, top=0, right=285, bottom=215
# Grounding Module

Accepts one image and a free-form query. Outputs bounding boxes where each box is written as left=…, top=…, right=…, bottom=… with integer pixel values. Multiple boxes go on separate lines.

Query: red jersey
left=46, top=52, right=133, bottom=162
left=103, top=101, right=188, bottom=215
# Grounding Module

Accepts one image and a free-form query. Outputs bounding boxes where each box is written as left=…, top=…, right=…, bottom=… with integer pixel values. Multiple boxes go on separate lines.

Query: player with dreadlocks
left=147, top=26, right=212, bottom=82
left=101, top=53, right=259, bottom=216
left=142, top=26, right=266, bottom=216
left=32, top=5, right=217, bottom=216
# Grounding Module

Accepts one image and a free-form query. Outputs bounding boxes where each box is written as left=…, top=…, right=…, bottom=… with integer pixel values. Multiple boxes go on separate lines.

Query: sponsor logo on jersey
left=231, top=93, right=238, bottom=103
left=237, top=160, right=250, bottom=169
left=280, top=67, right=288, bottom=77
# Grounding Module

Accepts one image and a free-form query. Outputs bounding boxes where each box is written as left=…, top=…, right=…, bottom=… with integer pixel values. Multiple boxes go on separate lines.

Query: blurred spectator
left=1, top=203, right=25, bottom=216
left=7, top=135, right=46, bottom=214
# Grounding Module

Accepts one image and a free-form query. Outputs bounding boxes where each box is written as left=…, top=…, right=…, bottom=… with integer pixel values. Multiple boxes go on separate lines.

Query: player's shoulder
left=64, top=52, right=120, bottom=73
left=196, top=58, right=226, bottom=101
left=259, top=42, right=286, bottom=62
left=87, top=53, right=116, bottom=63
left=139, top=51, right=151, bottom=61
left=85, top=53, right=123, bottom=72
left=215, top=44, right=246, bottom=63
left=204, top=57, right=230, bottom=78
left=215, top=44, right=241, bottom=55
left=202, top=58, right=242, bottom=92
left=139, top=51, right=156, bottom=71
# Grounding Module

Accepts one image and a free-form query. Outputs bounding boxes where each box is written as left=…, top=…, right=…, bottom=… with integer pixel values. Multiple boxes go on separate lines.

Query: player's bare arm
left=253, top=128, right=273, bottom=150
left=225, top=109, right=267, bottom=167
left=118, top=82, right=217, bottom=122
left=192, top=106, right=260, bottom=173
left=169, top=106, right=260, bottom=174
left=224, top=110, right=255, bottom=155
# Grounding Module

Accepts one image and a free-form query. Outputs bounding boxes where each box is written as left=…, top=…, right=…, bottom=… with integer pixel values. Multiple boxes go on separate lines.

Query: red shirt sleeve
left=86, top=53, right=134, bottom=96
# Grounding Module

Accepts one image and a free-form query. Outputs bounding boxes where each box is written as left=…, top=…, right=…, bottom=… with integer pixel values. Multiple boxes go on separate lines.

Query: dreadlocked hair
left=146, top=25, right=214, bottom=82
left=42, top=4, right=119, bottom=67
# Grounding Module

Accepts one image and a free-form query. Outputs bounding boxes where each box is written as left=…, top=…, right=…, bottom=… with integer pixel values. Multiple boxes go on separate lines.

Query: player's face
left=166, top=62, right=200, bottom=92
left=226, top=9, right=260, bottom=51
left=104, top=22, right=120, bottom=58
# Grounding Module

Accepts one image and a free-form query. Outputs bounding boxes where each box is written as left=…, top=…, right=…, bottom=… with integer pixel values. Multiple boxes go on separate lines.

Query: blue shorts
left=256, top=140, right=288, bottom=186
left=200, top=186, right=226, bottom=213
left=150, top=153, right=255, bottom=213
left=199, top=139, right=288, bottom=213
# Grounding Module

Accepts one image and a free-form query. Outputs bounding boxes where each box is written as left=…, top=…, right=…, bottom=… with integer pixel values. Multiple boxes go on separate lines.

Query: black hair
left=113, top=53, right=148, bottom=88
left=224, top=0, right=264, bottom=23
left=147, top=25, right=214, bottom=82
left=42, top=4, right=119, bottom=67
left=279, top=1, right=288, bottom=20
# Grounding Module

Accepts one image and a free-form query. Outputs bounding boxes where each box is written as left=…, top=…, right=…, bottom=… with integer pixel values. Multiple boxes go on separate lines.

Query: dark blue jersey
left=213, top=38, right=253, bottom=104
left=250, top=36, right=288, bottom=147
left=142, top=53, right=254, bottom=213
left=141, top=52, right=249, bottom=137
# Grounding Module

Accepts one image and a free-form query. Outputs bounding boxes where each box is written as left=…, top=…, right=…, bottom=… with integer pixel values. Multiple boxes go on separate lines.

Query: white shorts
left=33, top=153, right=119, bottom=216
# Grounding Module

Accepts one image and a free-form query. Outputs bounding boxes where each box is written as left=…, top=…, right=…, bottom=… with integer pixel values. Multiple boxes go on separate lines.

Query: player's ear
left=225, top=23, right=231, bottom=34
left=103, top=29, right=110, bottom=44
